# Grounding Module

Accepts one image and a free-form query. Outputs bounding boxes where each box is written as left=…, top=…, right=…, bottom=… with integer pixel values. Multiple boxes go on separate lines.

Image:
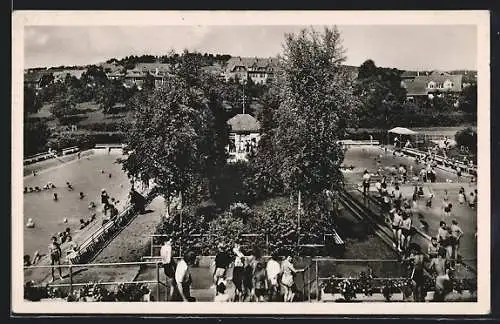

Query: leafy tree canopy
left=268, top=27, right=359, bottom=200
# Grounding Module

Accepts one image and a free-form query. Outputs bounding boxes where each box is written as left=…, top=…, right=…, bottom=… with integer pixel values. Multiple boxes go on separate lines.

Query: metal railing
left=67, top=187, right=156, bottom=264
left=24, top=261, right=167, bottom=302
left=298, top=258, right=477, bottom=302
left=149, top=232, right=344, bottom=258
left=402, top=147, right=477, bottom=175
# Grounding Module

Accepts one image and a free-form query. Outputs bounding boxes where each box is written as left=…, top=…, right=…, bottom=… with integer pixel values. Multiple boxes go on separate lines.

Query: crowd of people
left=357, top=146, right=477, bottom=300
left=159, top=239, right=302, bottom=302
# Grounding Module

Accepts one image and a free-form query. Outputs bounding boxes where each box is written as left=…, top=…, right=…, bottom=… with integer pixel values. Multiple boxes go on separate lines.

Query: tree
left=354, top=60, right=406, bottom=129
left=455, top=127, right=477, bottom=153
left=458, top=84, right=477, bottom=115
left=50, top=95, right=77, bottom=120
left=81, top=65, right=108, bottom=88
left=39, top=73, right=54, bottom=88
left=269, top=27, right=359, bottom=203
left=24, top=86, right=42, bottom=115
left=249, top=81, right=284, bottom=199
left=24, top=119, right=50, bottom=156
left=122, top=76, right=208, bottom=206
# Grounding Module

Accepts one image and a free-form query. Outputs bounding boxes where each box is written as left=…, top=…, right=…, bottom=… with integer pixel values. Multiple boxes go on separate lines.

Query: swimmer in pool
left=79, top=192, right=85, bottom=199
left=53, top=193, right=58, bottom=201
left=26, top=218, right=35, bottom=228
left=66, top=182, right=74, bottom=190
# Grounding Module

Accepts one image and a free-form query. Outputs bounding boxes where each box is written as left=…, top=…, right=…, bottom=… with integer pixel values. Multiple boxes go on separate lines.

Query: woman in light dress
left=280, top=254, right=298, bottom=302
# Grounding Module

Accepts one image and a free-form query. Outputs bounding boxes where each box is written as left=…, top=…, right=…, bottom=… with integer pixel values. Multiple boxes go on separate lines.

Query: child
left=469, top=192, right=476, bottom=209
left=253, top=261, right=268, bottom=302
left=425, top=194, right=433, bottom=208
left=443, top=203, right=452, bottom=220
left=392, top=209, right=403, bottom=251
left=417, top=186, right=424, bottom=197
left=458, top=187, right=466, bottom=204
left=428, top=237, right=440, bottom=261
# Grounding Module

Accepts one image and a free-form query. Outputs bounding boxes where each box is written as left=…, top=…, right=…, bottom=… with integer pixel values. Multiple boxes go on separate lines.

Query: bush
left=48, top=132, right=96, bottom=152
left=213, top=161, right=260, bottom=207
left=24, top=119, right=50, bottom=157
left=455, top=127, right=477, bottom=153
left=59, top=114, right=88, bottom=125
left=79, top=122, right=125, bottom=132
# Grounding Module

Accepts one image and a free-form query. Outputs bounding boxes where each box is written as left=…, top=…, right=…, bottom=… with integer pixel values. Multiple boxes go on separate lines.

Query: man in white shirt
left=266, top=254, right=282, bottom=301
left=160, top=238, right=175, bottom=301
left=174, top=251, right=196, bottom=302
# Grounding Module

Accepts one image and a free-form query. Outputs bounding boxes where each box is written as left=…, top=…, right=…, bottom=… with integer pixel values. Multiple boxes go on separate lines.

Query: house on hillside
left=123, top=69, right=146, bottom=89
left=202, top=64, right=225, bottom=81
left=227, top=113, right=261, bottom=162
left=224, top=57, right=278, bottom=84
left=122, top=62, right=172, bottom=89
left=401, top=71, right=463, bottom=101
left=52, top=69, right=87, bottom=82
left=24, top=70, right=53, bottom=90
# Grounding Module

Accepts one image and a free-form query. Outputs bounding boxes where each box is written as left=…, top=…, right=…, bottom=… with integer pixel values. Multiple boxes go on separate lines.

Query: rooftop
left=227, top=113, right=261, bottom=133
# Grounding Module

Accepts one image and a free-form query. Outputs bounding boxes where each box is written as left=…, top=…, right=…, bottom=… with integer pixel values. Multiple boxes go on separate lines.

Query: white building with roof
left=227, top=113, right=261, bottom=162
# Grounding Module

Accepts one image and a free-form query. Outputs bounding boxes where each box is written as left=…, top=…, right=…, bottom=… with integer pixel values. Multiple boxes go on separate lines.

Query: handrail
left=67, top=187, right=155, bottom=264
left=24, top=260, right=161, bottom=270
left=30, top=280, right=161, bottom=288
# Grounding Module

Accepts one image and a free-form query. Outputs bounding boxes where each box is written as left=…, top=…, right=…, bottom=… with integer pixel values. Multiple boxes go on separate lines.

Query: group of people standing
left=212, top=243, right=300, bottom=303
left=159, top=239, right=301, bottom=302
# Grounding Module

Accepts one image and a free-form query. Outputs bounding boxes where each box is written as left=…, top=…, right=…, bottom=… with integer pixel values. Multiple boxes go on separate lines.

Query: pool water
left=23, top=153, right=131, bottom=257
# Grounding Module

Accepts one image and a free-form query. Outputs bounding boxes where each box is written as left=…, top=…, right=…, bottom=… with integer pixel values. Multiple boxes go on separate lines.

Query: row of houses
left=24, top=58, right=476, bottom=96
left=401, top=70, right=463, bottom=99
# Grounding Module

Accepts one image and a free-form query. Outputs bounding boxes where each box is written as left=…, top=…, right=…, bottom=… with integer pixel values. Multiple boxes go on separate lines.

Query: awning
left=388, top=127, right=418, bottom=135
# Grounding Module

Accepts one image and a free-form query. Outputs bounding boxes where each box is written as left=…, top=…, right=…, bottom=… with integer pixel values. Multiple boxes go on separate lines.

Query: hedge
left=356, top=113, right=476, bottom=129
left=48, top=131, right=126, bottom=152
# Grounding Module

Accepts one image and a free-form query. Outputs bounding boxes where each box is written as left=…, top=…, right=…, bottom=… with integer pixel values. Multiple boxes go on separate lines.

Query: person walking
left=362, top=170, right=371, bottom=195
left=160, top=238, right=176, bottom=301
left=407, top=244, right=426, bottom=302
left=429, top=248, right=451, bottom=301
left=450, top=219, right=464, bottom=265
left=428, top=237, right=440, bottom=262
left=458, top=187, right=466, bottom=205
left=244, top=246, right=261, bottom=302
left=48, top=236, right=64, bottom=282
left=266, top=253, right=282, bottom=302
left=232, top=243, right=246, bottom=301
left=173, top=251, right=196, bottom=302
left=280, top=254, right=298, bottom=302
left=213, top=243, right=231, bottom=289
left=400, top=211, right=413, bottom=252
left=392, top=208, right=403, bottom=252
left=437, top=221, right=453, bottom=261
left=252, top=261, right=268, bottom=302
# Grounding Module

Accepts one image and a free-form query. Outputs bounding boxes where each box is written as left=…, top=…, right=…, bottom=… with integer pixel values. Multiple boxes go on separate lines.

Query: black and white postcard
left=12, top=10, right=490, bottom=315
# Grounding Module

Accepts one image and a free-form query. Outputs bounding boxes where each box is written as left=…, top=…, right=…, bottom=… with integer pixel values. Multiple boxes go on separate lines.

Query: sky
left=24, top=25, right=477, bottom=71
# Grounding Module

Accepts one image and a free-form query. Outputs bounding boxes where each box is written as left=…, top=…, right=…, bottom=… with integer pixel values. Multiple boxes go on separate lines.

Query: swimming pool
left=23, top=152, right=131, bottom=258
